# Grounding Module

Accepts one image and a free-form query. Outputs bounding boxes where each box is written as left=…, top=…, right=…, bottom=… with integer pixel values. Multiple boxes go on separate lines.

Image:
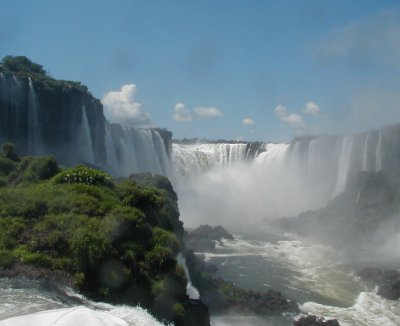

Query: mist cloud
left=317, top=9, right=400, bottom=133
left=242, top=118, right=255, bottom=126
left=102, top=84, right=153, bottom=128
left=318, top=9, right=400, bottom=68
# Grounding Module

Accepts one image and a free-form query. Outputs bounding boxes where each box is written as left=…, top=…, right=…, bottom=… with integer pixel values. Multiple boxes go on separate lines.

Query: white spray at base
left=301, top=291, right=400, bottom=326
left=0, top=278, right=167, bottom=326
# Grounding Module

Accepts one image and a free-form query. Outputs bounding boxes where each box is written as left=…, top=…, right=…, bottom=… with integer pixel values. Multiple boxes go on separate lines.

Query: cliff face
left=0, top=73, right=106, bottom=166
left=0, top=62, right=172, bottom=177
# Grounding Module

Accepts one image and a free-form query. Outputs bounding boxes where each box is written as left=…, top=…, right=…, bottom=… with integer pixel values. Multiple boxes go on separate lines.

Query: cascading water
left=177, top=253, right=200, bottom=300
left=254, top=143, right=289, bottom=167
left=375, top=131, right=382, bottom=172
left=151, top=130, right=171, bottom=177
left=27, top=78, right=41, bottom=155
left=105, top=123, right=119, bottom=172
left=77, top=104, right=95, bottom=164
left=362, top=133, right=370, bottom=172
left=134, top=129, right=165, bottom=175
left=108, top=126, right=171, bottom=177
left=171, top=142, right=256, bottom=181
left=332, top=136, right=354, bottom=198
left=307, top=139, right=318, bottom=178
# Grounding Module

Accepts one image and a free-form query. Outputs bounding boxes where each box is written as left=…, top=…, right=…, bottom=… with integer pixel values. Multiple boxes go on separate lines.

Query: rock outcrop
left=185, top=225, right=234, bottom=252
left=358, top=267, right=400, bottom=300
left=294, top=315, right=340, bottom=326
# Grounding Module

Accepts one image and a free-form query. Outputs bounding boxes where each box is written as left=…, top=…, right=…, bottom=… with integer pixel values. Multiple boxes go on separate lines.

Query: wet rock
left=185, top=225, right=233, bottom=252
left=294, top=315, right=340, bottom=326
left=358, top=267, right=400, bottom=300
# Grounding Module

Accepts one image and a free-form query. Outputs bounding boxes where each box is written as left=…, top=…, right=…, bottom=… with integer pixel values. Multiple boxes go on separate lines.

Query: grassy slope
left=0, top=145, right=208, bottom=325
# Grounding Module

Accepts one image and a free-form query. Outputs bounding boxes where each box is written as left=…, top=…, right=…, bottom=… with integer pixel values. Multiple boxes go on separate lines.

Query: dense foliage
left=0, top=56, right=46, bottom=75
left=0, top=55, right=88, bottom=92
left=0, top=146, right=207, bottom=325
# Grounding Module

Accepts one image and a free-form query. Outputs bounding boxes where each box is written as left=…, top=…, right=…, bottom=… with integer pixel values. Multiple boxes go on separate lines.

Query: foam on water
left=203, top=235, right=362, bottom=306
left=301, top=291, right=400, bottom=326
left=0, top=278, right=166, bottom=326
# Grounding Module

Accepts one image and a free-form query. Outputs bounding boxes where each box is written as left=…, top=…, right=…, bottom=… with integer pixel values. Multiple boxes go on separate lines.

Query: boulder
left=294, top=315, right=340, bottom=326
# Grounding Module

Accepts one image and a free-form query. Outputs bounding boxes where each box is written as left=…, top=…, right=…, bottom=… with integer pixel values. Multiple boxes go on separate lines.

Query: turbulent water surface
left=204, top=232, right=400, bottom=326
left=0, top=278, right=167, bottom=326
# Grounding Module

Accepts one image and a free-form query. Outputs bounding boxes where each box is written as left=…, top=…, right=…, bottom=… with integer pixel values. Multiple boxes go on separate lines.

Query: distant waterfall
left=106, top=126, right=171, bottom=177
left=254, top=143, right=289, bottom=167
left=77, top=104, right=95, bottom=164
left=105, top=123, right=119, bottom=171
left=362, top=133, right=370, bottom=171
left=332, top=136, right=354, bottom=198
left=307, top=139, right=318, bottom=177
left=27, top=78, right=41, bottom=155
left=375, top=132, right=382, bottom=172
left=172, top=142, right=260, bottom=179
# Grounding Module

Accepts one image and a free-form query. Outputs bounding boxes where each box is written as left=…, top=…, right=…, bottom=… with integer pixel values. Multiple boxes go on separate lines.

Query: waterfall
left=134, top=129, right=164, bottom=174
left=254, top=143, right=289, bottom=168
left=172, top=143, right=210, bottom=177
left=171, top=142, right=251, bottom=179
left=332, top=136, right=354, bottom=198
left=217, top=143, right=248, bottom=166
left=362, top=134, right=370, bottom=171
left=152, top=130, right=171, bottom=177
left=27, top=78, right=41, bottom=155
left=176, top=253, right=200, bottom=300
left=375, top=132, right=383, bottom=172
left=109, top=127, right=171, bottom=177
left=105, top=123, right=119, bottom=172
left=77, top=104, right=95, bottom=164
left=308, top=139, right=318, bottom=178
left=118, top=128, right=138, bottom=176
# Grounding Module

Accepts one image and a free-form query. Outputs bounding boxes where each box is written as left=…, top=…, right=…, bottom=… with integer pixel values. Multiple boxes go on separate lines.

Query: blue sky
left=1, top=0, right=400, bottom=142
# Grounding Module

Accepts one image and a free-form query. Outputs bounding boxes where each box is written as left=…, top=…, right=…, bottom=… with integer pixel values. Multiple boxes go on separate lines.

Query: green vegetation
left=0, top=145, right=207, bottom=325
left=0, top=55, right=89, bottom=92
left=1, top=56, right=46, bottom=76
left=52, top=165, right=114, bottom=188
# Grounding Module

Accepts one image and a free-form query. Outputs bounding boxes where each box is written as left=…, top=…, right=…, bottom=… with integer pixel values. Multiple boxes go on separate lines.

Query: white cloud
left=194, top=106, right=223, bottom=118
left=242, top=118, right=255, bottom=126
left=173, top=102, right=193, bottom=122
left=275, top=104, right=306, bottom=133
left=102, top=84, right=153, bottom=127
left=303, top=101, right=320, bottom=116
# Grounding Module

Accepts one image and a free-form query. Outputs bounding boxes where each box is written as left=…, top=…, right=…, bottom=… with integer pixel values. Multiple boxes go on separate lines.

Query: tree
left=1, top=56, right=46, bottom=75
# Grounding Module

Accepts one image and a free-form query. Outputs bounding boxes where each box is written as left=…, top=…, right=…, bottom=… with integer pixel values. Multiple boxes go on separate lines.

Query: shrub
left=0, top=217, right=26, bottom=249
left=0, top=249, right=14, bottom=269
left=52, top=165, right=114, bottom=188
left=70, top=218, right=112, bottom=271
left=1, top=143, right=20, bottom=162
left=22, top=156, right=59, bottom=182
left=144, top=245, right=176, bottom=274
left=152, top=227, right=180, bottom=254
left=13, top=245, right=53, bottom=267
left=0, top=157, right=17, bottom=176
left=1, top=56, right=46, bottom=75
left=173, top=303, right=185, bottom=319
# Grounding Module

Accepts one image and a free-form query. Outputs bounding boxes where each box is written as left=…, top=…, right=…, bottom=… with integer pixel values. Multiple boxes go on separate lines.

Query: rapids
left=0, top=278, right=167, bottom=326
